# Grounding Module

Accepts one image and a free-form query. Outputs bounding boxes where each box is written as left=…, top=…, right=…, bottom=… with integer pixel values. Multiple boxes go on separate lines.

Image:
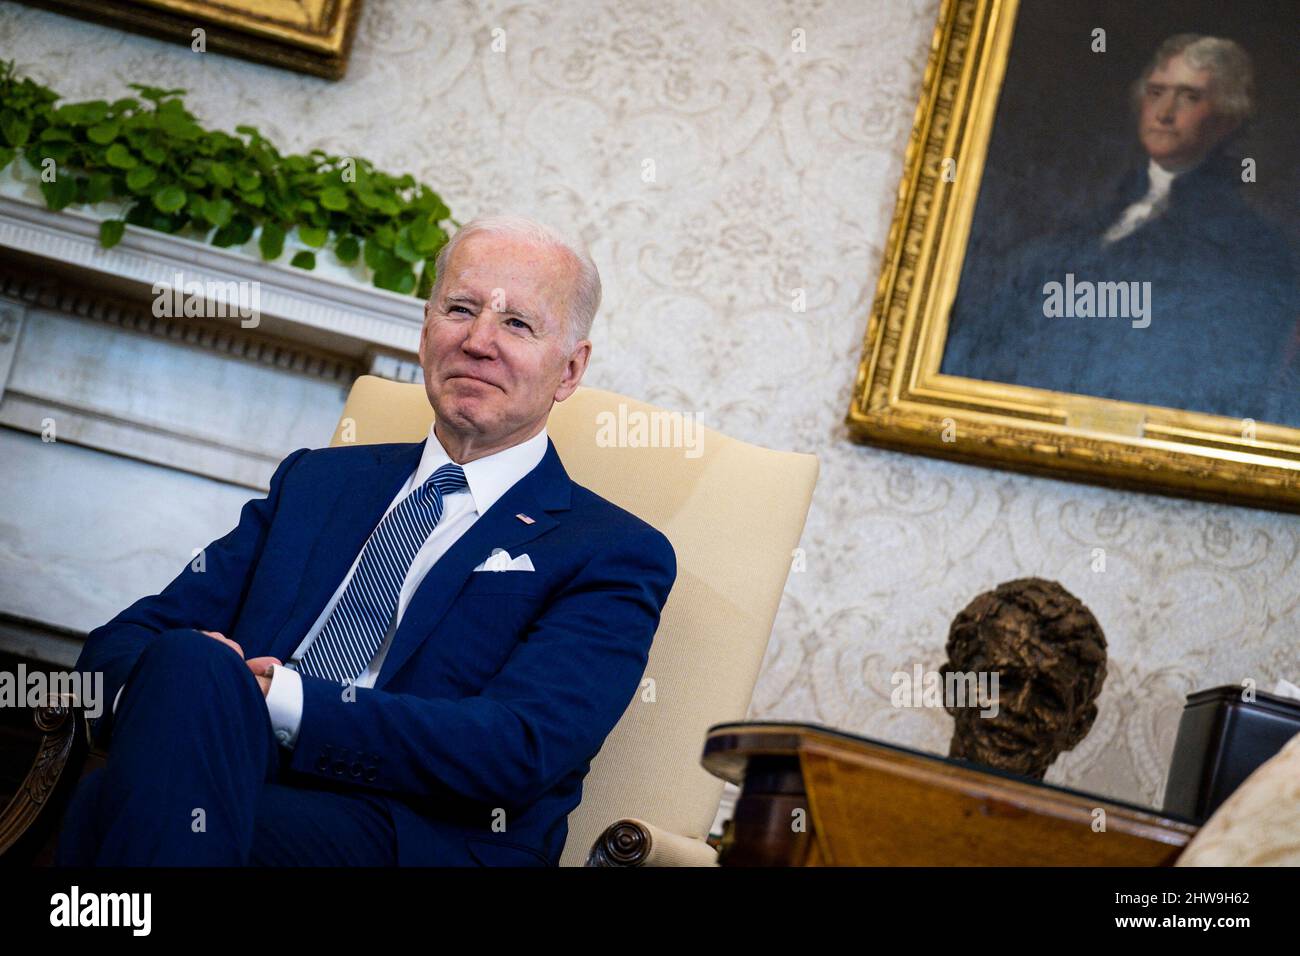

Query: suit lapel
left=375, top=437, right=571, bottom=690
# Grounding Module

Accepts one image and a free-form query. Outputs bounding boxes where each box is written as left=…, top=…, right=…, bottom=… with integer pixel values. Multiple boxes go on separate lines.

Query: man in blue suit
left=56, top=215, right=677, bottom=867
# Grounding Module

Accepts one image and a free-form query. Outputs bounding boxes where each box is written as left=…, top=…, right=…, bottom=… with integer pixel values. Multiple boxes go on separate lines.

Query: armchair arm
left=585, top=818, right=719, bottom=867
left=0, top=703, right=91, bottom=863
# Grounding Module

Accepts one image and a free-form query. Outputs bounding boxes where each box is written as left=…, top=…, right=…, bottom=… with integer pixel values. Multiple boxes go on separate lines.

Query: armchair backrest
left=331, top=376, right=819, bottom=865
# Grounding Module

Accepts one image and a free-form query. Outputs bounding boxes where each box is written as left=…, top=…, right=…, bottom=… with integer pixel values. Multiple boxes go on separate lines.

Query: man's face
left=418, top=233, right=591, bottom=455
left=945, top=613, right=1097, bottom=779
left=1138, top=53, right=1237, bottom=170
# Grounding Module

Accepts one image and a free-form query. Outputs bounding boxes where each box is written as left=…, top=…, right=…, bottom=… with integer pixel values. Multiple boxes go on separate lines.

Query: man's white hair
left=427, top=215, right=601, bottom=352
left=1132, top=34, right=1255, bottom=125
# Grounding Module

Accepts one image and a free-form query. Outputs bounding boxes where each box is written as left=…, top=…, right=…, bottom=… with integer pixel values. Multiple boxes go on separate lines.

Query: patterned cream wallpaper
left=3, top=0, right=1296, bottom=810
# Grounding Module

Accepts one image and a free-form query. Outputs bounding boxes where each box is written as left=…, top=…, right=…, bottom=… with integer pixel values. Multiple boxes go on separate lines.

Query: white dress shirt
left=1101, top=158, right=1181, bottom=244
left=110, top=423, right=549, bottom=751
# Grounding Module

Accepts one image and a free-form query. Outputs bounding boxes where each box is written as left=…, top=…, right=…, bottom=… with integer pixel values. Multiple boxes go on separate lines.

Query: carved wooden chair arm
left=585, top=817, right=720, bottom=867
left=0, top=701, right=95, bottom=864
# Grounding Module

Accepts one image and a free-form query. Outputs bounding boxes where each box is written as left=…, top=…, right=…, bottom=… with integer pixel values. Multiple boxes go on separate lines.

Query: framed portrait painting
left=847, top=0, right=1299, bottom=511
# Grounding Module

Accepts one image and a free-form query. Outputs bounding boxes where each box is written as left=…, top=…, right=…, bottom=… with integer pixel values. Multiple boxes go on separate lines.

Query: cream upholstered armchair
left=331, top=376, right=819, bottom=866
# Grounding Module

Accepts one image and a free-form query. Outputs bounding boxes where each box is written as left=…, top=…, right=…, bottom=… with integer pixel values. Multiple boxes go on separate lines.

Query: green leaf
left=129, top=84, right=187, bottom=103
left=0, top=147, right=14, bottom=171
left=157, top=112, right=200, bottom=140
left=363, top=236, right=390, bottom=271
left=39, top=175, right=76, bottom=210
left=209, top=162, right=234, bottom=188
left=374, top=263, right=416, bottom=295
left=99, top=219, right=126, bottom=248
left=259, top=222, right=285, bottom=260
left=149, top=212, right=183, bottom=233
left=393, top=228, right=419, bottom=263
left=151, top=184, right=187, bottom=213
left=298, top=224, right=327, bottom=248
left=125, top=166, right=157, bottom=191
left=83, top=172, right=113, bottom=203
left=235, top=170, right=261, bottom=191
left=290, top=250, right=316, bottom=270
left=211, top=215, right=254, bottom=247
left=86, top=121, right=120, bottom=145
left=204, top=197, right=233, bottom=227
left=105, top=143, right=137, bottom=168
left=140, top=141, right=167, bottom=165
left=37, top=143, right=72, bottom=165
left=0, top=112, right=31, bottom=147
left=411, top=219, right=444, bottom=255
left=334, top=234, right=360, bottom=263
left=319, top=185, right=348, bottom=211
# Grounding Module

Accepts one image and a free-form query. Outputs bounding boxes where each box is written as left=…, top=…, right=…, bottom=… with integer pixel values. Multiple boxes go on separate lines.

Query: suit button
left=332, top=760, right=347, bottom=775
left=364, top=768, right=378, bottom=782
left=315, top=756, right=330, bottom=771
left=350, top=761, right=364, bottom=778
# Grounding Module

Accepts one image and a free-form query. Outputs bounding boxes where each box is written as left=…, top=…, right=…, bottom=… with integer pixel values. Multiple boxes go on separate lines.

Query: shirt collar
left=1146, top=158, right=1179, bottom=198
left=415, top=422, right=549, bottom=516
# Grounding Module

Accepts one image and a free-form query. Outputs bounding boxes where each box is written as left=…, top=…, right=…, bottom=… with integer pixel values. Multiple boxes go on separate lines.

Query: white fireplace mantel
left=0, top=193, right=426, bottom=366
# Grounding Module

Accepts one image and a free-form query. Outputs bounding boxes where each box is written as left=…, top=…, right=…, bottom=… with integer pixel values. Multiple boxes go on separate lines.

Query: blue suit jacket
left=75, top=434, right=677, bottom=866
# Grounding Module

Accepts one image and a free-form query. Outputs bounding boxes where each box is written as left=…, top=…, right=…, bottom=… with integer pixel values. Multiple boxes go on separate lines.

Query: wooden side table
left=702, top=722, right=1198, bottom=866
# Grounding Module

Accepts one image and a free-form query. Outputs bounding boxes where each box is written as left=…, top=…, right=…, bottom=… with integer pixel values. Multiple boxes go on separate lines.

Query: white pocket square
left=472, top=549, right=535, bottom=572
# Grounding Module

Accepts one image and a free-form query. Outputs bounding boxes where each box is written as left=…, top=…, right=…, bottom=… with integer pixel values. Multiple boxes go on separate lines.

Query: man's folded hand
left=199, top=629, right=278, bottom=697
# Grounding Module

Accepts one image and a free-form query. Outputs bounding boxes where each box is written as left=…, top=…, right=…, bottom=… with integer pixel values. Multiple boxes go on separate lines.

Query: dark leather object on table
left=1163, top=686, right=1300, bottom=825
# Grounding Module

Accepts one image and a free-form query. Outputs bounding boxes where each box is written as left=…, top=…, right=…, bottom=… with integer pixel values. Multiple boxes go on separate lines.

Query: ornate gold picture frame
left=847, top=0, right=1299, bottom=512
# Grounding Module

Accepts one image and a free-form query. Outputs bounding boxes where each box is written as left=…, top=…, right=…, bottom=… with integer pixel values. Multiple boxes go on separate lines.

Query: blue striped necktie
left=297, top=461, right=468, bottom=683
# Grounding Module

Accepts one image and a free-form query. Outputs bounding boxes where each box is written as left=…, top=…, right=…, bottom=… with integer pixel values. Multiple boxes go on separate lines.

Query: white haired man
left=941, top=34, right=1298, bottom=426
left=57, top=215, right=678, bottom=866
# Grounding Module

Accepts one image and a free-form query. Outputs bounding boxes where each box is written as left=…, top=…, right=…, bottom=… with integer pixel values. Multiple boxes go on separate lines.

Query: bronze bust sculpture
left=941, top=577, right=1107, bottom=780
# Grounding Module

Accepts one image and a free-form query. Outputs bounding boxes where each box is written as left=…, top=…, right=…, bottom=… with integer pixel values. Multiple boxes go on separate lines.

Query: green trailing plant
left=0, top=61, right=455, bottom=297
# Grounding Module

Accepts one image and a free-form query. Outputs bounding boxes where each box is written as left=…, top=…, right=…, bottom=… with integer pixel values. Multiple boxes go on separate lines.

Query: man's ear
left=554, top=340, right=592, bottom=403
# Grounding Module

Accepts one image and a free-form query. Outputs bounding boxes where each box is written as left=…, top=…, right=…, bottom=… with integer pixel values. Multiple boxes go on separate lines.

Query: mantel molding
left=0, top=194, right=425, bottom=366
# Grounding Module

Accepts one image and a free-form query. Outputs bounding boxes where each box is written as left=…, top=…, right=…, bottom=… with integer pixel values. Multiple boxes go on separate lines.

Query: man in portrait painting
left=940, top=34, right=1299, bottom=426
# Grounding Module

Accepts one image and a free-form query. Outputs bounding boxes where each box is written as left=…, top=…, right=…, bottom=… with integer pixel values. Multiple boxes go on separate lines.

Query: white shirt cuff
left=265, top=662, right=304, bottom=749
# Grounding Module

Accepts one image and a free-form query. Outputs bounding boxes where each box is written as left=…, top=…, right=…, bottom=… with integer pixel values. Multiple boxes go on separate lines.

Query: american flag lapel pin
left=516, top=513, right=535, bottom=524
